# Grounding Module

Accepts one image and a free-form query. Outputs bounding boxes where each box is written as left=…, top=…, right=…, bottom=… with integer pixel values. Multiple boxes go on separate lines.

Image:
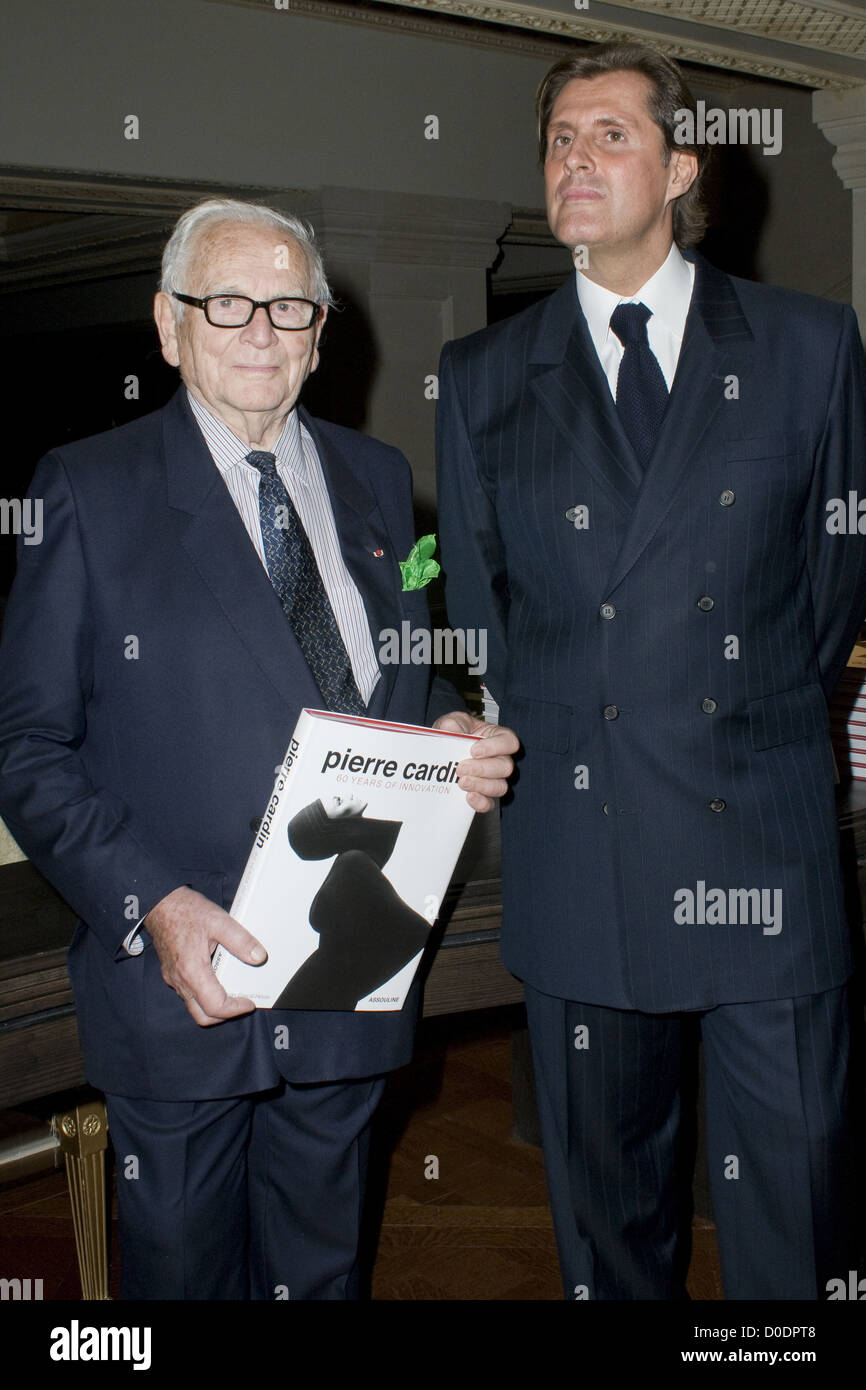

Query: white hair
left=160, top=197, right=332, bottom=314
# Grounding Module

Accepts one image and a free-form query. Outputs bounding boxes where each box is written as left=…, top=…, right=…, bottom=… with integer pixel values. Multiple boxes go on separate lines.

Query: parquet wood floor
left=0, top=1008, right=723, bottom=1300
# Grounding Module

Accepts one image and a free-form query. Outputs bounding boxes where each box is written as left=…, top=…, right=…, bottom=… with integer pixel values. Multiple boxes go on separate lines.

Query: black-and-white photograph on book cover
left=212, top=709, right=478, bottom=1010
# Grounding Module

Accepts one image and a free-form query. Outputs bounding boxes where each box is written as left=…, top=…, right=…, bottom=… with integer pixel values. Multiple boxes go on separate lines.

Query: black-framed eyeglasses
left=172, top=292, right=322, bottom=331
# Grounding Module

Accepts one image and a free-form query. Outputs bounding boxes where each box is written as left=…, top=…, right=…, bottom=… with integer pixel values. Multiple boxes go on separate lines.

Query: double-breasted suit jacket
left=437, top=253, right=866, bottom=1013
left=0, top=388, right=453, bottom=1098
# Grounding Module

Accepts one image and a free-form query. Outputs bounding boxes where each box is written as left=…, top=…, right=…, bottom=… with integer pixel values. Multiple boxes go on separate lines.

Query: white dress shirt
left=575, top=242, right=695, bottom=397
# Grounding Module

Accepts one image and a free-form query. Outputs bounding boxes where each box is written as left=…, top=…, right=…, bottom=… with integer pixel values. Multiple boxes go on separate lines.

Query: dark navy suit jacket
left=437, top=254, right=866, bottom=1012
left=0, top=389, right=454, bottom=1097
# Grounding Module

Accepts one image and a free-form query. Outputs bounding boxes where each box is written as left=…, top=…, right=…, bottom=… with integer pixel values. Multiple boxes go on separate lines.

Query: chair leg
left=54, top=1099, right=110, bottom=1300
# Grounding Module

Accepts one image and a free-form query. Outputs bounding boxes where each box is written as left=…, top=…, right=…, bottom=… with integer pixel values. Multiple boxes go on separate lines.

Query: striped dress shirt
left=187, top=391, right=380, bottom=704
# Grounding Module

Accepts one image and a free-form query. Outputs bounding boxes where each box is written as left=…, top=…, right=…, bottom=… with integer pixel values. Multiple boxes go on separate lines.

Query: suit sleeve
left=0, top=453, right=183, bottom=956
left=424, top=673, right=464, bottom=725
left=359, top=428, right=465, bottom=726
left=435, top=342, right=509, bottom=703
left=804, top=306, right=866, bottom=700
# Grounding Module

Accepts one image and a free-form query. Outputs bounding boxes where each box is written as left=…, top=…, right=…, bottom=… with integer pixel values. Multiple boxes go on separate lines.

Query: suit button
left=250, top=817, right=262, bottom=833
left=603, top=704, right=619, bottom=720
left=697, top=595, right=714, bottom=611
left=701, top=697, right=718, bottom=713
left=719, top=490, right=735, bottom=507
left=599, top=603, right=616, bottom=619
left=709, top=798, right=726, bottom=812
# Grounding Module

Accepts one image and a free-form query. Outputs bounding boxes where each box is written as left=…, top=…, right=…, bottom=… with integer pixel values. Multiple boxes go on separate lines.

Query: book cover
left=212, top=709, right=478, bottom=1009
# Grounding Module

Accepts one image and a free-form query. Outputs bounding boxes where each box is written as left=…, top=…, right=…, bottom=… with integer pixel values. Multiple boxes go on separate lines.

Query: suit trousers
left=523, top=982, right=852, bottom=1300
left=105, top=1074, right=386, bottom=1300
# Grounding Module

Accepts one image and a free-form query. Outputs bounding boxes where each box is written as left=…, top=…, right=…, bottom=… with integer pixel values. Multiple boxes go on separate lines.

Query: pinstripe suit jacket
left=436, top=253, right=866, bottom=1011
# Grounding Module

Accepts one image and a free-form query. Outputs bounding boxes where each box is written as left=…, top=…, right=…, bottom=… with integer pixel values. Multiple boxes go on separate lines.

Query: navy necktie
left=247, top=450, right=366, bottom=715
left=609, top=302, right=669, bottom=470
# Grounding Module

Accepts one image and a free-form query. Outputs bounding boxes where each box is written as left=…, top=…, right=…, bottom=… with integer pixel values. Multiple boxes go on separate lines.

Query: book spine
left=212, top=711, right=312, bottom=975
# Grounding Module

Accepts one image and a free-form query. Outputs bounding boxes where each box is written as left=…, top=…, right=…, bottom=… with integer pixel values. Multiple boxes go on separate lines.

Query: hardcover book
left=212, top=709, right=478, bottom=1009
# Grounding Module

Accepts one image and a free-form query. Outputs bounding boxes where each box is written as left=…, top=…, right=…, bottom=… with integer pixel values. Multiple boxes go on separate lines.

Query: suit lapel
left=163, top=391, right=404, bottom=716
left=603, top=255, right=755, bottom=595
left=299, top=409, right=403, bottom=714
left=163, top=390, right=323, bottom=711
left=529, top=276, right=643, bottom=512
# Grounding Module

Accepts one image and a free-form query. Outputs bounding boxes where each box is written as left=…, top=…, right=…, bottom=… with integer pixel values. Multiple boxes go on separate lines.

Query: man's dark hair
left=536, top=42, right=709, bottom=248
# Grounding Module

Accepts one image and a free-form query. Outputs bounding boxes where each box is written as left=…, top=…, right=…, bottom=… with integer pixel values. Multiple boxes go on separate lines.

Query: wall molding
left=0, top=171, right=513, bottom=291
left=814, top=86, right=866, bottom=190
left=0, top=170, right=315, bottom=291
left=208, top=0, right=753, bottom=89
left=368, top=0, right=865, bottom=87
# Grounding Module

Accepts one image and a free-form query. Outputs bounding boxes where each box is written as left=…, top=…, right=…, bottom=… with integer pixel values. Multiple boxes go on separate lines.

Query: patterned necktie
left=247, top=450, right=366, bottom=715
left=609, top=302, right=669, bottom=470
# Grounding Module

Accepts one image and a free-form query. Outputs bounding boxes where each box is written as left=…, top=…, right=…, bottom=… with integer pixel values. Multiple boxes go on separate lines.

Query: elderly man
left=437, top=43, right=866, bottom=1299
left=0, top=197, right=515, bottom=1300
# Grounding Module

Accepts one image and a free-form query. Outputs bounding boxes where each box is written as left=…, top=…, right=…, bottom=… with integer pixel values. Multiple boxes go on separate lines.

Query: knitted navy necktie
left=247, top=450, right=365, bottom=715
left=609, top=302, right=669, bottom=470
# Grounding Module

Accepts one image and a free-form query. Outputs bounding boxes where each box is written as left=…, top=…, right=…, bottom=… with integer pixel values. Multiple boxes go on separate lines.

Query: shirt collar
left=576, top=243, right=694, bottom=358
left=186, top=390, right=308, bottom=483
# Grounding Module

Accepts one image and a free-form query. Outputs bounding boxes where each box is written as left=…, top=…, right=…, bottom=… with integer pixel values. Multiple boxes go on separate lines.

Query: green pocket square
left=399, top=534, right=441, bottom=591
